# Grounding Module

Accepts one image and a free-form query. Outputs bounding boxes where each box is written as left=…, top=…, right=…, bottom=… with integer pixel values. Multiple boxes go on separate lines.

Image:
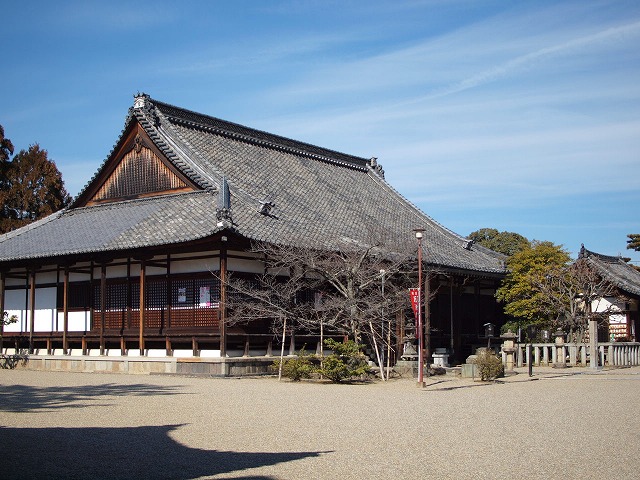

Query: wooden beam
left=126, top=259, right=132, bottom=331
left=100, top=264, right=106, bottom=355
left=139, top=259, right=146, bottom=355
left=29, top=270, right=36, bottom=353
left=63, top=267, right=69, bottom=355
left=166, top=254, right=171, bottom=331
left=424, top=273, right=431, bottom=369
left=219, top=247, right=227, bottom=358
left=0, top=272, right=5, bottom=353
left=89, top=261, right=94, bottom=337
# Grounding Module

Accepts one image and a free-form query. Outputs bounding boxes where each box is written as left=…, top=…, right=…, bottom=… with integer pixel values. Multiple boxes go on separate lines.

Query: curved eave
left=0, top=192, right=226, bottom=269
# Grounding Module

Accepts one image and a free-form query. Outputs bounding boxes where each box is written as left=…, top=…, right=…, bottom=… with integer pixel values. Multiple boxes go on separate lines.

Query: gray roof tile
left=0, top=95, right=506, bottom=275
left=579, top=246, right=640, bottom=297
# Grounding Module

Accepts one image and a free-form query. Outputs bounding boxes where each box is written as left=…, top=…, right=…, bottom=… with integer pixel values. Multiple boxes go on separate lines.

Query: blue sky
left=2, top=0, right=639, bottom=263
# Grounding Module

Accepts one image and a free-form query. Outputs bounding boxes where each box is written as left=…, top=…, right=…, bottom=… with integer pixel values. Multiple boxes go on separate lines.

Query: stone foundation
left=10, top=354, right=277, bottom=376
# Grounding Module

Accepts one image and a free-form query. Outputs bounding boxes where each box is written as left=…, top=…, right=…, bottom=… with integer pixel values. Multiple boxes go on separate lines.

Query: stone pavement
left=1, top=367, right=639, bottom=479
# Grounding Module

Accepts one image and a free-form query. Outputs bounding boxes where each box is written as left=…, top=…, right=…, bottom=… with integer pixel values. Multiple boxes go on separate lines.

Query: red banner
left=409, top=288, right=420, bottom=322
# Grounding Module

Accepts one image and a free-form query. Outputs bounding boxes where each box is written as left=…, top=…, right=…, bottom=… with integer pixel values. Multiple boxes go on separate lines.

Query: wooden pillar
left=126, top=259, right=132, bottom=331
left=100, top=264, right=106, bottom=355
left=89, top=261, right=94, bottom=335
left=29, top=270, right=36, bottom=353
left=449, top=277, right=454, bottom=356
left=0, top=272, right=5, bottom=353
left=139, top=259, right=146, bottom=355
left=424, top=274, right=431, bottom=367
left=219, top=247, right=227, bottom=358
left=166, top=254, right=172, bottom=331
left=63, top=267, right=69, bottom=355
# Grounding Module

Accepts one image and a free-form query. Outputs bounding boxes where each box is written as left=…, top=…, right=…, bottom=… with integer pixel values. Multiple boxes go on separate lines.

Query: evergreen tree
left=627, top=234, right=640, bottom=252
left=0, top=144, right=71, bottom=234
left=495, top=241, right=570, bottom=326
left=468, top=227, right=531, bottom=256
left=0, top=125, right=14, bottom=162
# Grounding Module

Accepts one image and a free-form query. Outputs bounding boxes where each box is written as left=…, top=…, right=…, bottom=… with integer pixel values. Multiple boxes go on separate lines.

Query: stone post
left=552, top=328, right=566, bottom=368
left=589, top=318, right=599, bottom=369
left=500, top=330, right=518, bottom=373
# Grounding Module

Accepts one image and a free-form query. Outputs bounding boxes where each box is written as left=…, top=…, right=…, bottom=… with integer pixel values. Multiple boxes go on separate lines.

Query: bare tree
left=223, top=232, right=417, bottom=380
left=537, top=258, right=626, bottom=343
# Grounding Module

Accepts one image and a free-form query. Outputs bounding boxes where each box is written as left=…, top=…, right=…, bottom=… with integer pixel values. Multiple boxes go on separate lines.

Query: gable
left=76, top=122, right=199, bottom=207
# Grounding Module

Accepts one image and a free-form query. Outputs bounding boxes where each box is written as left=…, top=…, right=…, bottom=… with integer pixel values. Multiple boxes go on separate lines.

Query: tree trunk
left=369, top=321, right=385, bottom=381
left=278, top=317, right=287, bottom=381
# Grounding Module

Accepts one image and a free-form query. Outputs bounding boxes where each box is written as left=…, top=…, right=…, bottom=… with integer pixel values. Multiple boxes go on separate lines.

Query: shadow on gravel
left=0, top=383, right=184, bottom=413
left=0, top=425, right=329, bottom=480
left=427, top=382, right=495, bottom=391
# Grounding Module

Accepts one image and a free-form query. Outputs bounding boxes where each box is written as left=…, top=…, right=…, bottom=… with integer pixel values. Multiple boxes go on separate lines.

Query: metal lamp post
left=414, top=229, right=425, bottom=386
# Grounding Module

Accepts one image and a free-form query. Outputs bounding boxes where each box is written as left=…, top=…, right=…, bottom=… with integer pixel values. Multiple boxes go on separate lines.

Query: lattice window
left=107, top=282, right=128, bottom=311
left=58, top=281, right=91, bottom=310
left=146, top=278, right=168, bottom=309
left=78, top=274, right=221, bottom=331
left=90, top=146, right=188, bottom=201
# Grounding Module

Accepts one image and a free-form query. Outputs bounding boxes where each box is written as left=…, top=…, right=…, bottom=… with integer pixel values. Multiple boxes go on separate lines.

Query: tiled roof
left=0, top=94, right=506, bottom=275
left=0, top=192, right=219, bottom=262
left=579, top=246, right=640, bottom=297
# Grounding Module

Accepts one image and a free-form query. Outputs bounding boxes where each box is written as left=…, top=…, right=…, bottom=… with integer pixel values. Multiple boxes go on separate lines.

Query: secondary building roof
left=0, top=94, right=506, bottom=276
left=579, top=246, right=640, bottom=297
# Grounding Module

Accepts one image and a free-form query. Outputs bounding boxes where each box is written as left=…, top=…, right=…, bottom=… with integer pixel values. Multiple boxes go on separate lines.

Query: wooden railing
left=512, top=342, right=640, bottom=367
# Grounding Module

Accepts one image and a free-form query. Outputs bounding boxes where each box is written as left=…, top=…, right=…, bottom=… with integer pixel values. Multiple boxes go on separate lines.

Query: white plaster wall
left=593, top=297, right=626, bottom=324
left=171, top=259, right=219, bottom=274
left=5, top=276, right=27, bottom=287
left=4, top=289, right=28, bottom=332
left=33, top=287, right=57, bottom=331
left=228, top=257, right=264, bottom=274
left=171, top=251, right=220, bottom=259
left=3, top=287, right=57, bottom=332
left=56, top=311, right=91, bottom=332
left=37, top=271, right=58, bottom=283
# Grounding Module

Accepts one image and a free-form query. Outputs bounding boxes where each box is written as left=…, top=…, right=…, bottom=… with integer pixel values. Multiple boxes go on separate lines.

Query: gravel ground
left=1, top=367, right=640, bottom=480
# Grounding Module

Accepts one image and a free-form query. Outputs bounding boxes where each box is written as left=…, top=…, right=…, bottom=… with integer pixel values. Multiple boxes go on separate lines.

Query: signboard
left=177, top=288, right=187, bottom=304
left=199, top=286, right=211, bottom=307
left=409, top=288, right=420, bottom=322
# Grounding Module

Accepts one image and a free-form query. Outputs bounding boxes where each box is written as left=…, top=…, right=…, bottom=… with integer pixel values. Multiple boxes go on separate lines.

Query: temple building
left=0, top=94, right=506, bottom=371
left=578, top=246, right=640, bottom=341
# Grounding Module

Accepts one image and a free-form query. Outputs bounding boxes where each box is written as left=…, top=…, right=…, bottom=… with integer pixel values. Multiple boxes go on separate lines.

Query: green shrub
left=474, top=349, right=504, bottom=381
left=272, top=347, right=315, bottom=381
left=318, top=339, right=370, bottom=383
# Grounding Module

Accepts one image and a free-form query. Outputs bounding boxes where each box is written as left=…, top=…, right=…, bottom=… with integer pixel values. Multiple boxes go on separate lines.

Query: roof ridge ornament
left=369, top=157, right=385, bottom=178
left=134, top=92, right=150, bottom=109
left=216, top=176, right=233, bottom=228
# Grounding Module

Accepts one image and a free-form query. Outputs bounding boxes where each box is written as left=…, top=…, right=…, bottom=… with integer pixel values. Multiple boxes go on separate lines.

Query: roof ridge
left=0, top=210, right=66, bottom=241
left=68, top=190, right=210, bottom=214
left=579, top=245, right=623, bottom=263
left=147, top=107, right=220, bottom=190
left=149, top=96, right=371, bottom=171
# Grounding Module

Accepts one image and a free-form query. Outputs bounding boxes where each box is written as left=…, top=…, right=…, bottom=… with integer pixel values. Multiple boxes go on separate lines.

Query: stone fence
left=510, top=342, right=640, bottom=367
